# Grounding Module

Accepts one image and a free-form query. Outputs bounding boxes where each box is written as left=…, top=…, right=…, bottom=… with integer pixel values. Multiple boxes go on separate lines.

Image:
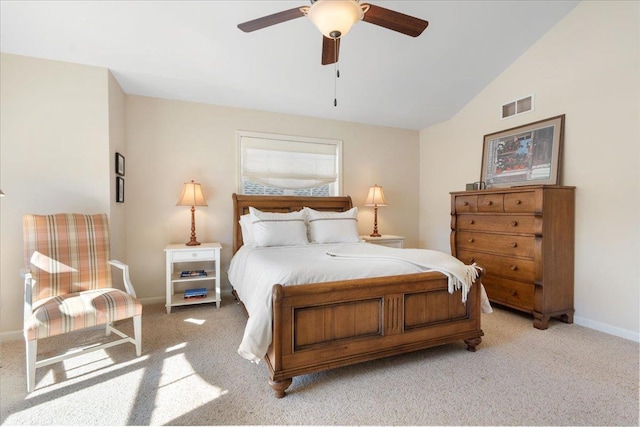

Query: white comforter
left=227, top=242, right=491, bottom=363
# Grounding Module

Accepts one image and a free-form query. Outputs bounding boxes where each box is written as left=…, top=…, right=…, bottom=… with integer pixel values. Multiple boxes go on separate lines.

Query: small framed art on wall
left=115, top=152, right=125, bottom=176
left=116, top=176, right=125, bottom=203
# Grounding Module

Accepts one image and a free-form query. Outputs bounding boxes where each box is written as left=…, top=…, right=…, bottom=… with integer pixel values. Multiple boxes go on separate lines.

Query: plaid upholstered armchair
left=21, top=213, right=142, bottom=392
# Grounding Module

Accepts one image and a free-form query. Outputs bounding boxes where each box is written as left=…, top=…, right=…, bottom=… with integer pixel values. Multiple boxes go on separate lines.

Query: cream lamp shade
left=176, top=180, right=208, bottom=246
left=364, top=184, right=386, bottom=237
left=365, top=184, right=387, bottom=207
left=304, top=0, right=369, bottom=39
left=176, top=181, right=208, bottom=208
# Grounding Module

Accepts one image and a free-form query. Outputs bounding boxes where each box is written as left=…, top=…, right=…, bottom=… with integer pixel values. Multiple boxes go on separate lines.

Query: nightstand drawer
left=360, top=235, right=404, bottom=248
left=172, top=249, right=216, bottom=262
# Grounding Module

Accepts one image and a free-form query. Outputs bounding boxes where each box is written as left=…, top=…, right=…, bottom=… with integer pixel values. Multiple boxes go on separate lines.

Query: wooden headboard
left=232, top=193, right=353, bottom=254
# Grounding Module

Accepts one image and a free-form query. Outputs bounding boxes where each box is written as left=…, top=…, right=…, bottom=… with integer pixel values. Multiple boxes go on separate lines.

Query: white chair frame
left=22, top=260, right=142, bottom=393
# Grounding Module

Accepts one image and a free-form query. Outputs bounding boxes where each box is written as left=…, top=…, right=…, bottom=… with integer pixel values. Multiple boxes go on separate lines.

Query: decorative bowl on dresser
left=450, top=185, right=575, bottom=329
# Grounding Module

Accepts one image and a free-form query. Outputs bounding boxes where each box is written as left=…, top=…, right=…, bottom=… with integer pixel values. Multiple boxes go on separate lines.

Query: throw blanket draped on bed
left=327, top=244, right=480, bottom=303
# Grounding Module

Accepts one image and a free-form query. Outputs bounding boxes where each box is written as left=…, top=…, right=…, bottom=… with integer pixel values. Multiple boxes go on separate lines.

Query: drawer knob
left=463, top=201, right=469, bottom=206
left=515, top=199, right=522, bottom=205
left=469, top=220, right=475, bottom=225
left=467, top=238, right=474, bottom=243
left=487, top=201, right=493, bottom=205
left=510, top=290, right=519, bottom=297
left=510, top=265, right=518, bottom=271
left=469, top=258, right=476, bottom=264
left=192, top=253, right=198, bottom=257
left=511, top=221, right=518, bottom=227
left=510, top=242, right=518, bottom=248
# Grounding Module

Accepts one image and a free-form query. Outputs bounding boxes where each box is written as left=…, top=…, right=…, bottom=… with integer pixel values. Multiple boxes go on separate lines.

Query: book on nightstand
left=180, top=270, right=207, bottom=278
left=184, top=288, right=207, bottom=299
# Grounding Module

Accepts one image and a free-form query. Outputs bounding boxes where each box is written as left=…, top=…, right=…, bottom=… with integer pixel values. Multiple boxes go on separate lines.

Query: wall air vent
left=501, top=94, right=534, bottom=119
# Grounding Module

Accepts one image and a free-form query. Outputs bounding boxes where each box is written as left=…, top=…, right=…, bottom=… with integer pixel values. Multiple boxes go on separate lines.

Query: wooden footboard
left=265, top=270, right=483, bottom=397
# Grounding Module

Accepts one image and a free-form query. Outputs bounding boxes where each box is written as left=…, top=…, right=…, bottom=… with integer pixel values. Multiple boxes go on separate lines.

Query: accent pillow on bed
left=304, top=207, right=361, bottom=244
left=248, top=207, right=309, bottom=247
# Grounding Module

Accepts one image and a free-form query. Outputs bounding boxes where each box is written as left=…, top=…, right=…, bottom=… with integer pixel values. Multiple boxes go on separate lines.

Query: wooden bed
left=231, top=193, right=484, bottom=398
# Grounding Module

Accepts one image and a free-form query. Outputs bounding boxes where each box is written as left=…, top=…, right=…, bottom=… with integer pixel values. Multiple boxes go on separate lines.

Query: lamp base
left=185, top=239, right=201, bottom=246
left=369, top=233, right=381, bottom=238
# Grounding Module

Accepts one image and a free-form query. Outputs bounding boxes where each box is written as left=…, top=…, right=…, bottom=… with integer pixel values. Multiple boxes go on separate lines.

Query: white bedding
left=228, top=242, right=491, bottom=363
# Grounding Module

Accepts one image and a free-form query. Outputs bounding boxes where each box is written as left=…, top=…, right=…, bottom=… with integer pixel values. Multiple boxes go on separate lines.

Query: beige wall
left=420, top=1, right=639, bottom=340
left=0, top=54, right=113, bottom=333
left=108, top=70, right=127, bottom=278
left=124, top=96, right=420, bottom=301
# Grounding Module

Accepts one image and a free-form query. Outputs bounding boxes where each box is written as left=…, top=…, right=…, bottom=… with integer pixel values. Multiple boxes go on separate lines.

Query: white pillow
left=239, top=214, right=255, bottom=246
left=304, top=207, right=361, bottom=244
left=249, top=207, right=309, bottom=247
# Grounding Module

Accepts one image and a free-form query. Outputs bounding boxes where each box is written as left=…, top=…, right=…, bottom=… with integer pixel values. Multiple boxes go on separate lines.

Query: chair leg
left=133, top=315, right=142, bottom=356
left=106, top=323, right=111, bottom=336
left=25, top=339, right=37, bottom=393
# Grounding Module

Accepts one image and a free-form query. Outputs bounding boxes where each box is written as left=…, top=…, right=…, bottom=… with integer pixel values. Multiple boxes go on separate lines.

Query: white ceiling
left=0, top=1, right=579, bottom=130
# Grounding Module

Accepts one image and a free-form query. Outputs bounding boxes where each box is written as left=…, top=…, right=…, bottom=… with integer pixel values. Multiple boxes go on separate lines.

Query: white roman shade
left=240, top=135, right=339, bottom=190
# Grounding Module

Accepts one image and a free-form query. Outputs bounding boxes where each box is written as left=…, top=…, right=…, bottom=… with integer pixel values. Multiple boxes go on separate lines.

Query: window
left=237, top=131, right=342, bottom=196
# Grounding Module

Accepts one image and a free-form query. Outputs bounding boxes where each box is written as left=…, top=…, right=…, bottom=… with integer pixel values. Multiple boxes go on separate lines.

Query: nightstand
left=164, top=243, right=221, bottom=313
left=360, top=235, right=405, bottom=248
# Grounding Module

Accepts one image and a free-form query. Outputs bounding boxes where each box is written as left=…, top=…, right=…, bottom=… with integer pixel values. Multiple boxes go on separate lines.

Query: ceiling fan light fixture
left=305, top=0, right=367, bottom=39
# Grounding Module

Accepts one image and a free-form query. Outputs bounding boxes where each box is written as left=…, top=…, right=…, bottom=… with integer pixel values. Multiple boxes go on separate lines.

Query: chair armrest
left=21, top=268, right=34, bottom=327
left=109, top=260, right=138, bottom=298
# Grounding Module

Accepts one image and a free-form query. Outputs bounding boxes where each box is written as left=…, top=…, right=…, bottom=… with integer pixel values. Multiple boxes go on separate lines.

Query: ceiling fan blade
left=237, top=7, right=305, bottom=33
left=362, top=4, right=429, bottom=37
left=321, top=36, right=341, bottom=65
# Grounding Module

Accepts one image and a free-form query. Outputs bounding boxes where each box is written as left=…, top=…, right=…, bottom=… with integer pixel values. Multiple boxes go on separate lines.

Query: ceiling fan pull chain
left=334, top=37, right=339, bottom=107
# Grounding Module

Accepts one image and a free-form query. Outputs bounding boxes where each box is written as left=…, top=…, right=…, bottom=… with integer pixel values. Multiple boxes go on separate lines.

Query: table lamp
left=176, top=180, right=208, bottom=246
left=364, top=184, right=386, bottom=237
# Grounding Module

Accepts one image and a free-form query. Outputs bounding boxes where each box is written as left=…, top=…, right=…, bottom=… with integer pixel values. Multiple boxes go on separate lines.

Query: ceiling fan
left=237, top=0, right=429, bottom=65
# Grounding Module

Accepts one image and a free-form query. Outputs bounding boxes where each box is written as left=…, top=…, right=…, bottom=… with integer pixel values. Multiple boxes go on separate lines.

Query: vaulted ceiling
left=0, top=1, right=579, bottom=130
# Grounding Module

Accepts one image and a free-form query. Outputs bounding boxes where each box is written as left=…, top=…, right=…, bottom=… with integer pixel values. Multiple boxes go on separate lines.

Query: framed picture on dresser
left=481, top=114, right=565, bottom=188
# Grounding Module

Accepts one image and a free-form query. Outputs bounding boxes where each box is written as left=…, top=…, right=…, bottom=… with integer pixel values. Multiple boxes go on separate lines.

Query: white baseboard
left=140, top=296, right=165, bottom=305
left=574, top=315, right=639, bottom=342
left=0, top=330, right=22, bottom=342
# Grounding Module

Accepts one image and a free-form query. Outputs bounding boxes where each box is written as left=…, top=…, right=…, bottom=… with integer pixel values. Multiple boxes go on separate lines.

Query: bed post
left=268, top=284, right=292, bottom=398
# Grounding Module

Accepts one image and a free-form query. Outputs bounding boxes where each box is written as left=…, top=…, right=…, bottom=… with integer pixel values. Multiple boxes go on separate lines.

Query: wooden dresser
left=450, top=185, right=575, bottom=329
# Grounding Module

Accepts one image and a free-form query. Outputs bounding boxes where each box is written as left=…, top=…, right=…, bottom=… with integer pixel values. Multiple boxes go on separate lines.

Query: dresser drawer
left=456, top=231, right=535, bottom=258
left=482, top=275, right=535, bottom=312
left=504, top=191, right=538, bottom=213
left=478, top=194, right=504, bottom=212
left=454, top=195, right=477, bottom=213
left=456, top=249, right=536, bottom=282
left=455, top=214, right=537, bottom=234
left=172, top=249, right=216, bottom=262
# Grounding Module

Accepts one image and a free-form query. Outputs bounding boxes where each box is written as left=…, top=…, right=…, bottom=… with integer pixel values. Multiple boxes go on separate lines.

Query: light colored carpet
left=1, top=297, right=638, bottom=426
